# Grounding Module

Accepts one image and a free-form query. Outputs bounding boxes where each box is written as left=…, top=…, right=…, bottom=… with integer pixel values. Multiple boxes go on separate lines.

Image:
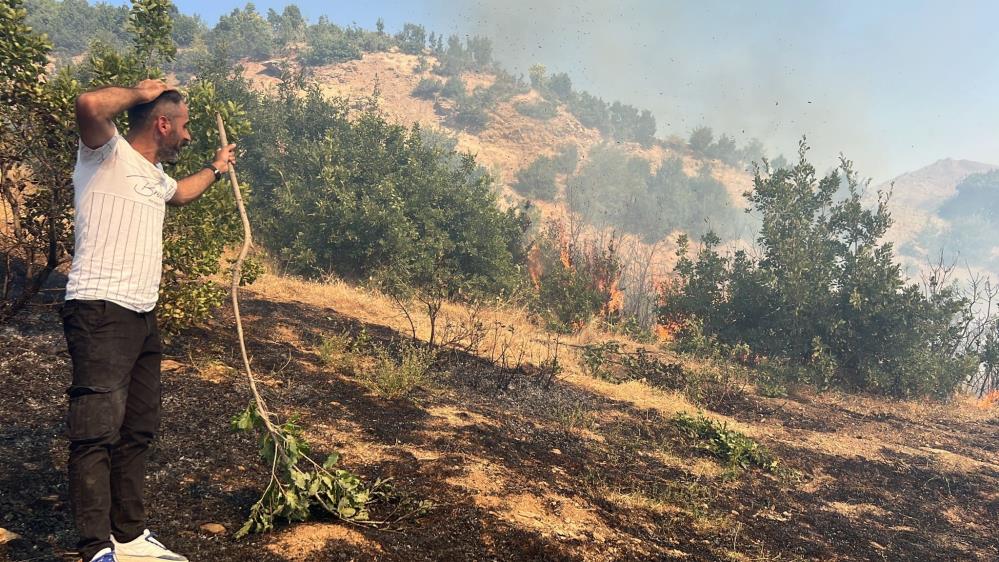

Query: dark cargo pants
left=60, top=299, right=162, bottom=562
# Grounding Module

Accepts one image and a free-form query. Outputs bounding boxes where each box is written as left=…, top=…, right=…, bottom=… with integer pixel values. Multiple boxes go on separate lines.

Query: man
left=62, top=79, right=236, bottom=562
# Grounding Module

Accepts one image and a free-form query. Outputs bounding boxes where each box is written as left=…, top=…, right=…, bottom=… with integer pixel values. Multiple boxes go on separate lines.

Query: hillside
left=240, top=50, right=753, bottom=209
left=2, top=275, right=997, bottom=561
left=870, top=159, right=999, bottom=275
left=7, top=6, right=999, bottom=561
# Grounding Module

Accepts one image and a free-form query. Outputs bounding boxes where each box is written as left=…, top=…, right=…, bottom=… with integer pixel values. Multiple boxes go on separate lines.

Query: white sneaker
left=111, top=529, right=188, bottom=562
left=89, top=547, right=118, bottom=562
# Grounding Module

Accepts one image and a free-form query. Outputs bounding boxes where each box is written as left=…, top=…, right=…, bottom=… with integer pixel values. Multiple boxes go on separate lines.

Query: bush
left=302, top=17, right=362, bottom=66
left=207, top=4, right=274, bottom=61
left=688, top=126, right=713, bottom=152
left=513, top=156, right=558, bottom=200
left=673, top=412, right=780, bottom=472
left=514, top=99, right=558, bottom=120
left=660, top=143, right=977, bottom=397
left=566, top=91, right=610, bottom=133
left=530, top=222, right=622, bottom=333
left=412, top=77, right=442, bottom=99
left=440, top=75, right=465, bottom=99
left=361, top=342, right=436, bottom=399
left=567, top=145, right=749, bottom=243
left=394, top=22, right=425, bottom=55
left=238, top=83, right=528, bottom=303
left=452, top=100, right=489, bottom=131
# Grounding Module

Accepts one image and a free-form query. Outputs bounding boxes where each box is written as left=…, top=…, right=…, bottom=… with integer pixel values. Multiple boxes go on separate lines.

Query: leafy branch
left=217, top=113, right=388, bottom=537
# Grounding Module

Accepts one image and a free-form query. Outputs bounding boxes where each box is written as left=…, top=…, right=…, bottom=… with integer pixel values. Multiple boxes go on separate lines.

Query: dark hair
left=127, top=90, right=184, bottom=131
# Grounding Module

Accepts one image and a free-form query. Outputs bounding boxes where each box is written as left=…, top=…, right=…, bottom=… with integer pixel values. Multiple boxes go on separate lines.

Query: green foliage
left=236, top=81, right=528, bottom=307
left=361, top=341, right=437, bottom=399
left=207, top=3, right=274, bottom=61
left=24, top=0, right=131, bottom=55
left=394, top=22, right=425, bottom=55
left=580, top=342, right=686, bottom=388
left=231, top=402, right=389, bottom=537
left=568, top=145, right=750, bottom=243
left=566, top=90, right=610, bottom=133
left=608, top=102, right=656, bottom=147
left=434, top=34, right=492, bottom=76
left=513, top=156, right=558, bottom=200
left=673, top=412, right=780, bottom=472
left=528, top=63, right=546, bottom=90
left=530, top=223, right=620, bottom=333
left=689, top=126, right=760, bottom=166
left=514, top=99, right=558, bottom=120
left=0, top=0, right=78, bottom=321
left=705, top=133, right=738, bottom=165
left=916, top=170, right=999, bottom=271
left=450, top=98, right=489, bottom=131
left=158, top=69, right=255, bottom=333
left=513, top=146, right=576, bottom=200
left=688, top=126, right=713, bottom=152
left=128, top=0, right=176, bottom=63
left=661, top=143, right=976, bottom=397
left=301, top=16, right=362, bottom=66
left=547, top=72, right=572, bottom=101
left=411, top=77, right=442, bottom=99
left=440, top=75, right=465, bottom=99
left=170, top=8, right=205, bottom=48
left=267, top=5, right=305, bottom=47
left=315, top=330, right=363, bottom=371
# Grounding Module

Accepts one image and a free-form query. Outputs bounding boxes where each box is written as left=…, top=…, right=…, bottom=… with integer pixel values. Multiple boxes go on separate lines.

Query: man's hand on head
left=213, top=143, right=237, bottom=174
left=135, top=79, right=170, bottom=103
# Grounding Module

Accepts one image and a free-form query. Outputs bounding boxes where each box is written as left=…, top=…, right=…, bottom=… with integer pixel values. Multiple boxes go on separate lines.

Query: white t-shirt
left=65, top=129, right=178, bottom=312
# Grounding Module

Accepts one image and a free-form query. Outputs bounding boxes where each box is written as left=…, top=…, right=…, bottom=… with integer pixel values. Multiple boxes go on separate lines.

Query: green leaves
left=662, top=144, right=976, bottom=398
left=231, top=402, right=388, bottom=538
left=673, top=412, right=780, bottom=473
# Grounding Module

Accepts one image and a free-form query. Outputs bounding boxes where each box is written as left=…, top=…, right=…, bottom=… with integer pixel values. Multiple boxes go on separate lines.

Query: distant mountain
left=874, top=159, right=999, bottom=278
left=872, top=158, right=997, bottom=242
left=877, top=158, right=999, bottom=212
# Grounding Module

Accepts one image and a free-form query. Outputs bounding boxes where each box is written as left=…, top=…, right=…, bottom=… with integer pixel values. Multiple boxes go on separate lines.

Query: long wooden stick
left=215, top=112, right=280, bottom=437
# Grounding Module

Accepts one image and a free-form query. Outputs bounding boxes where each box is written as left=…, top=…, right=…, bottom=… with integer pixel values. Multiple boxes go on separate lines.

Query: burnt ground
left=1, top=290, right=998, bottom=562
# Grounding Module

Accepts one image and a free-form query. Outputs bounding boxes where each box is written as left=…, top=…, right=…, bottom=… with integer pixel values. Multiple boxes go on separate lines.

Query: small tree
left=688, top=126, right=713, bottom=153
left=395, top=22, right=425, bottom=55
left=0, top=0, right=78, bottom=321
left=529, top=63, right=547, bottom=90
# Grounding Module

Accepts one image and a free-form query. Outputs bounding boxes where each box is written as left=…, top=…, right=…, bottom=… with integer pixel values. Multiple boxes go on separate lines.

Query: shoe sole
left=117, top=554, right=190, bottom=562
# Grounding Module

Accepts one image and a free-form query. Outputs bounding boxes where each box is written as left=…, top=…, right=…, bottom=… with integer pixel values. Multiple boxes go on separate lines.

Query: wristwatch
left=204, top=163, right=222, bottom=182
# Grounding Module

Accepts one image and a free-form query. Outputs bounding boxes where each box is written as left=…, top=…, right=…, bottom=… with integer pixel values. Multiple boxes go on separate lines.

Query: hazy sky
left=165, top=0, right=999, bottom=182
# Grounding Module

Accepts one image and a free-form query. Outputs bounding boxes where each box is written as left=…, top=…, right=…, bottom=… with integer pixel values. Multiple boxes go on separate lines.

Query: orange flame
left=654, top=322, right=682, bottom=342
left=977, top=389, right=999, bottom=410
left=527, top=243, right=543, bottom=288
left=605, top=277, right=624, bottom=316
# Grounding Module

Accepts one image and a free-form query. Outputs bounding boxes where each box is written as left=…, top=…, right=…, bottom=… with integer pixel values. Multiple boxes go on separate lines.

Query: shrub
left=660, top=143, right=977, bottom=397
left=440, top=75, right=466, bottom=99
left=530, top=222, right=622, bottom=333
left=395, top=22, right=425, bottom=54
left=568, top=145, right=749, bottom=243
left=207, top=4, right=274, bottom=61
left=361, top=342, right=436, bottom=399
left=513, top=156, right=559, bottom=200
left=567, top=91, right=610, bottom=133
left=239, top=83, right=528, bottom=306
left=514, top=99, right=558, bottom=120
left=412, top=77, right=442, bottom=99
left=315, top=331, right=355, bottom=371
left=673, top=412, right=780, bottom=472
left=302, top=17, right=362, bottom=66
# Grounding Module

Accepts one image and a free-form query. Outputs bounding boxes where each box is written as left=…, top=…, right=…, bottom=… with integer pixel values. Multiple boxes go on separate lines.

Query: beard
left=157, top=132, right=188, bottom=164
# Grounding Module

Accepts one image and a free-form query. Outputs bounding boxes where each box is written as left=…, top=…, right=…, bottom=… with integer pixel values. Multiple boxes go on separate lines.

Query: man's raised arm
left=75, top=79, right=169, bottom=149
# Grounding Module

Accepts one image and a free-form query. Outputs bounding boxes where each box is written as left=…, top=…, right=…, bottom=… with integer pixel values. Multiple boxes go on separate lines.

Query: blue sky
left=164, top=0, right=999, bottom=182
